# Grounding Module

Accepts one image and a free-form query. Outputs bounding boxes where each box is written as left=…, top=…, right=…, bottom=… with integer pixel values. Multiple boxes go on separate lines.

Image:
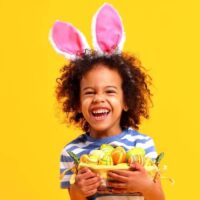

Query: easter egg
left=89, top=149, right=104, bottom=159
left=80, top=154, right=90, bottom=163
left=100, top=144, right=114, bottom=154
left=80, top=154, right=98, bottom=164
left=88, top=155, right=99, bottom=164
left=128, top=154, right=145, bottom=165
left=111, top=146, right=127, bottom=164
left=126, top=147, right=146, bottom=160
left=99, top=154, right=113, bottom=165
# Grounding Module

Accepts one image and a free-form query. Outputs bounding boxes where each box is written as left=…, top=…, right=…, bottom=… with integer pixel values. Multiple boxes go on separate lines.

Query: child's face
left=80, top=64, right=126, bottom=138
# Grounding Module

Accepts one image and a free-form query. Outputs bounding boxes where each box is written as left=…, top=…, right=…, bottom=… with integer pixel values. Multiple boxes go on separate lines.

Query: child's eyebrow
left=105, top=86, right=118, bottom=90
left=82, top=87, right=94, bottom=91
left=82, top=86, right=118, bottom=91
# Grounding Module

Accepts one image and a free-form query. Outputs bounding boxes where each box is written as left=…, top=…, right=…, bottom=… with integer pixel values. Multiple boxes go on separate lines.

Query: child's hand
left=74, top=167, right=101, bottom=197
left=107, top=163, right=153, bottom=195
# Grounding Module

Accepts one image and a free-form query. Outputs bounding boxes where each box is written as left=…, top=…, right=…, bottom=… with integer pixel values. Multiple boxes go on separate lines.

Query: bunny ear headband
left=49, top=3, right=125, bottom=59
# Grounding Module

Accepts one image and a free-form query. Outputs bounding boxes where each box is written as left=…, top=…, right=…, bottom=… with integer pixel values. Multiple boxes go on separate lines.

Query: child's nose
left=92, top=94, right=105, bottom=103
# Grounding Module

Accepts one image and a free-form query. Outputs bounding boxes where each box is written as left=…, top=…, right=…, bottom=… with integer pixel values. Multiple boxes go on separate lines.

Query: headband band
left=49, top=3, right=125, bottom=59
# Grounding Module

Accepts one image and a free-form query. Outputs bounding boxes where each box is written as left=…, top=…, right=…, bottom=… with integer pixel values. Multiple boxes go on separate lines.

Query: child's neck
left=89, top=127, right=122, bottom=139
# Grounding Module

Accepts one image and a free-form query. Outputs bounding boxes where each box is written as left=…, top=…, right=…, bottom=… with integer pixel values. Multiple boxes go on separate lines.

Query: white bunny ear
left=49, top=21, right=90, bottom=59
left=92, top=3, right=125, bottom=54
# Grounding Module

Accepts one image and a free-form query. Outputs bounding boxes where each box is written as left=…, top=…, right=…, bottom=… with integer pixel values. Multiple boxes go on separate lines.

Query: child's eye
left=106, top=90, right=116, bottom=94
left=84, top=91, right=95, bottom=95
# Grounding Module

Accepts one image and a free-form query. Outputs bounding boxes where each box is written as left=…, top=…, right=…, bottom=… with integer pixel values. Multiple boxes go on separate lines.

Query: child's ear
left=123, top=105, right=128, bottom=112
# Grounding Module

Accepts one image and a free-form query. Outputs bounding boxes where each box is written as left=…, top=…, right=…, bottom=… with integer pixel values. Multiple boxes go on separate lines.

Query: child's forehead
left=81, top=64, right=122, bottom=87
left=83, top=64, right=120, bottom=76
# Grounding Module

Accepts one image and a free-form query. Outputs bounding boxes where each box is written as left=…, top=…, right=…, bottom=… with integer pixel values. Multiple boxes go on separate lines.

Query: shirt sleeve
left=60, top=149, right=75, bottom=189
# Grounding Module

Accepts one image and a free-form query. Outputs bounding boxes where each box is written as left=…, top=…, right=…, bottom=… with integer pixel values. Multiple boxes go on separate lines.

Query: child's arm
left=107, top=163, right=165, bottom=200
left=68, top=184, right=86, bottom=200
left=69, top=167, right=101, bottom=200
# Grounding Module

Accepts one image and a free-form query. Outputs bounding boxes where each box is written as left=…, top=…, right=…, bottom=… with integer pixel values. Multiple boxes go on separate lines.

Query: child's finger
left=107, top=171, right=128, bottom=182
left=83, top=182, right=100, bottom=193
left=85, top=176, right=101, bottom=185
left=108, top=169, right=131, bottom=177
left=78, top=167, right=90, bottom=174
left=130, top=163, right=145, bottom=173
left=107, top=181, right=126, bottom=189
left=76, top=170, right=97, bottom=181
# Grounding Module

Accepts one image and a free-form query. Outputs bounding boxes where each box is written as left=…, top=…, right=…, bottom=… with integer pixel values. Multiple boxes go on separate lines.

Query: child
left=50, top=3, right=165, bottom=200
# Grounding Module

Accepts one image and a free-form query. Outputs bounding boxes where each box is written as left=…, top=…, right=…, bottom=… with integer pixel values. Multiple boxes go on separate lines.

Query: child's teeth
left=93, top=109, right=109, bottom=114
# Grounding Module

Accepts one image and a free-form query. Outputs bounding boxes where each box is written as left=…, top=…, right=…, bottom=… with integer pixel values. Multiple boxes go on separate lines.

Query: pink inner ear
left=52, top=21, right=85, bottom=55
left=95, top=4, right=123, bottom=53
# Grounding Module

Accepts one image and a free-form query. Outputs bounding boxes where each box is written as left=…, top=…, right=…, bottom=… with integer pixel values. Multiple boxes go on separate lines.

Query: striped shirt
left=60, top=128, right=157, bottom=199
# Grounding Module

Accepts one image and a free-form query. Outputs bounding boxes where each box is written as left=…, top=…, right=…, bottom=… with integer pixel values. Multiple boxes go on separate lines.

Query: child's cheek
left=80, top=97, right=91, bottom=107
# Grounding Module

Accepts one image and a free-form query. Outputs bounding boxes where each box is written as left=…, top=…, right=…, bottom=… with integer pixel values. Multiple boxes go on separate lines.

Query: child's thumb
left=130, top=162, right=145, bottom=172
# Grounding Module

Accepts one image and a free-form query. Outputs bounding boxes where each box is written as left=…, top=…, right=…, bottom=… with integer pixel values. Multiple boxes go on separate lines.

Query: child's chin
left=90, top=125, right=110, bottom=134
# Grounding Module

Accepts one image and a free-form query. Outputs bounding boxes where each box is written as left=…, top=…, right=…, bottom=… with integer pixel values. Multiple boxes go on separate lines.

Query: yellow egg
left=128, top=154, right=145, bottom=165
left=99, top=154, right=113, bottom=165
left=100, top=144, right=114, bottom=154
left=88, top=155, right=99, bottom=164
left=126, top=147, right=146, bottom=160
left=80, top=154, right=90, bottom=163
left=89, top=149, right=104, bottom=159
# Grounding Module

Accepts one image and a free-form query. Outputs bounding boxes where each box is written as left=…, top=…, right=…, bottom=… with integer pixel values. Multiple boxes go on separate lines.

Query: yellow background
left=0, top=0, right=200, bottom=199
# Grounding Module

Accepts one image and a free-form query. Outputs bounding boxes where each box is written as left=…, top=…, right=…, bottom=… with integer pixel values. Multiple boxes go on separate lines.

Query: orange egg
left=111, top=146, right=127, bottom=165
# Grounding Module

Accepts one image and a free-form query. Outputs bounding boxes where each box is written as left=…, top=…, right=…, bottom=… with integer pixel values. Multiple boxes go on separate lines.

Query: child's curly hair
left=56, top=50, right=152, bottom=131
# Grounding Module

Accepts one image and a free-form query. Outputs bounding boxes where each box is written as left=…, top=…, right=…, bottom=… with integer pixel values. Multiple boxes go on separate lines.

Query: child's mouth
left=91, top=108, right=110, bottom=121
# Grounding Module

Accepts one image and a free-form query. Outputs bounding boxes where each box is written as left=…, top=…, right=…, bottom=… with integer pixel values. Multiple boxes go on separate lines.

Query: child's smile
left=80, top=64, right=126, bottom=138
left=90, top=107, right=110, bottom=121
